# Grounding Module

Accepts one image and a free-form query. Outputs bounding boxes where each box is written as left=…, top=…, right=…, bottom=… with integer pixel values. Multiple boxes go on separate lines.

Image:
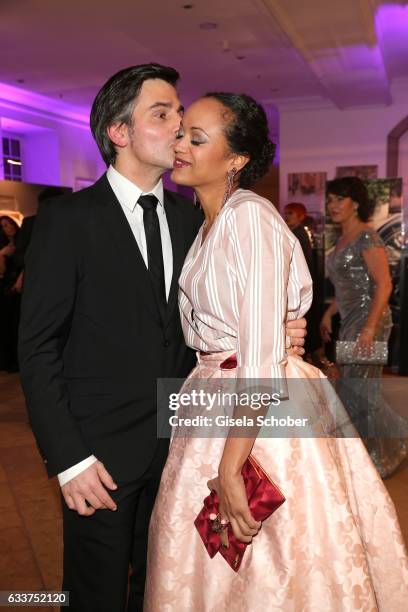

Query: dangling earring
left=222, top=167, right=237, bottom=207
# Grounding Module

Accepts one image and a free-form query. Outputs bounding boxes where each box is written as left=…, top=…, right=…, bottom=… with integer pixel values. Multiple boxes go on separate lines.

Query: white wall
left=23, top=130, right=60, bottom=185
left=57, top=123, right=105, bottom=189
left=0, top=84, right=104, bottom=192
left=278, top=81, right=408, bottom=209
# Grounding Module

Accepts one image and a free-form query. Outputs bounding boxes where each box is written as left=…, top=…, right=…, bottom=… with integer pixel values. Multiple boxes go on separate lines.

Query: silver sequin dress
left=327, top=229, right=407, bottom=477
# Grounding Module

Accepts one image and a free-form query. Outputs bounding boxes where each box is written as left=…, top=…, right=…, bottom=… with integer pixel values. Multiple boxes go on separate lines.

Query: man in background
left=284, top=201, right=322, bottom=360
left=284, top=202, right=314, bottom=272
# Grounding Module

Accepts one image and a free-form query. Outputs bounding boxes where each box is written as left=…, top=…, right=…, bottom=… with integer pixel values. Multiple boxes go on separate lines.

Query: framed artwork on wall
left=335, top=165, right=378, bottom=180
left=287, top=172, right=327, bottom=214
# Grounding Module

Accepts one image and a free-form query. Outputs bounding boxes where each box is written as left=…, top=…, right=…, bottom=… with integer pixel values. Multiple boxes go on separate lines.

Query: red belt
left=199, top=351, right=237, bottom=370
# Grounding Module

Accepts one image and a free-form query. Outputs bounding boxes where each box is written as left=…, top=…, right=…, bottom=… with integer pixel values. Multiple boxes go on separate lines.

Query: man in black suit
left=284, top=202, right=321, bottom=358
left=19, top=64, right=306, bottom=612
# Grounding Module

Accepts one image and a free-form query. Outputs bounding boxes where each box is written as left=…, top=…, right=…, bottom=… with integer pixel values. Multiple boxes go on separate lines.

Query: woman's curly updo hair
left=204, top=92, right=276, bottom=188
left=326, top=176, right=374, bottom=222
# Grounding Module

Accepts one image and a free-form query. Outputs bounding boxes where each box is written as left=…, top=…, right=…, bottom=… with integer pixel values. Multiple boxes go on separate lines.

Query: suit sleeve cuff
left=57, top=455, right=98, bottom=487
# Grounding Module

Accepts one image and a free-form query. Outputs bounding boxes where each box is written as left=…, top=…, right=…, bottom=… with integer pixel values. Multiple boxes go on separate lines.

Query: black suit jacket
left=14, top=215, right=36, bottom=270
left=292, top=224, right=313, bottom=274
left=18, top=174, right=202, bottom=481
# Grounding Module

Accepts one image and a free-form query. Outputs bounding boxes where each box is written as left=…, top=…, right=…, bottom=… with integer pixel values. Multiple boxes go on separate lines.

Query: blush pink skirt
left=144, top=352, right=408, bottom=611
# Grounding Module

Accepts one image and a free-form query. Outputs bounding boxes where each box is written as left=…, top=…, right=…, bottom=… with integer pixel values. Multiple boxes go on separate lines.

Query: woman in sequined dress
left=321, top=176, right=407, bottom=477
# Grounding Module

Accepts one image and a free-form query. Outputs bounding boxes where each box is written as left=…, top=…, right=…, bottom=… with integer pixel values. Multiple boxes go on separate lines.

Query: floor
left=0, top=373, right=63, bottom=611
left=0, top=372, right=407, bottom=611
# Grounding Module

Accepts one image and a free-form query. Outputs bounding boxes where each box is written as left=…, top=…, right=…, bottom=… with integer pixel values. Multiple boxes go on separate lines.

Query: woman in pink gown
left=144, top=93, right=408, bottom=611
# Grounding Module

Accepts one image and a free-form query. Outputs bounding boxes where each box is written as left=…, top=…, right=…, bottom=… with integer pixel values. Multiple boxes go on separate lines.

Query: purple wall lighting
left=0, top=82, right=99, bottom=188
left=375, top=3, right=408, bottom=81
left=0, top=81, right=89, bottom=127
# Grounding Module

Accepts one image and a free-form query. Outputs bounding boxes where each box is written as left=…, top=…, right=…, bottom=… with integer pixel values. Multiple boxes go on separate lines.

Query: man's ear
left=230, top=153, right=250, bottom=173
left=107, top=122, right=129, bottom=149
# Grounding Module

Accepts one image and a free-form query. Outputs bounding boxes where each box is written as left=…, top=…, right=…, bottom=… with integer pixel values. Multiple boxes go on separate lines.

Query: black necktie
left=138, top=195, right=167, bottom=314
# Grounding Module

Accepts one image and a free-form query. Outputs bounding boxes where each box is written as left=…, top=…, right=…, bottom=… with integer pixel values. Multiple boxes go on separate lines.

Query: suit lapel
left=95, top=174, right=163, bottom=325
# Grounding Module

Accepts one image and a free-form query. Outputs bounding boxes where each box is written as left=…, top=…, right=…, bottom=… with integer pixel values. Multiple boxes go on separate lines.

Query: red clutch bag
left=194, top=454, right=285, bottom=571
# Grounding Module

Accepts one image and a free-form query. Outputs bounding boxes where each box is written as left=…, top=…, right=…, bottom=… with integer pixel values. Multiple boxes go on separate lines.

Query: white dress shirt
left=58, top=166, right=173, bottom=486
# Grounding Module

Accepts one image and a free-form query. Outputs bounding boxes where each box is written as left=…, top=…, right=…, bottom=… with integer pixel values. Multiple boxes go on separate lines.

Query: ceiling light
left=7, top=159, right=22, bottom=166
left=199, top=22, right=218, bottom=30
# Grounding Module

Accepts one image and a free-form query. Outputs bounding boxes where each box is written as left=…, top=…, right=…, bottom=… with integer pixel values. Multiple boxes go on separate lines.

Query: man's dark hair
left=90, top=64, right=179, bottom=167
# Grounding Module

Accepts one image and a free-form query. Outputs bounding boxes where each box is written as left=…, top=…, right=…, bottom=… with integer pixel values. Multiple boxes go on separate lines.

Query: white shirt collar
left=107, top=165, right=164, bottom=212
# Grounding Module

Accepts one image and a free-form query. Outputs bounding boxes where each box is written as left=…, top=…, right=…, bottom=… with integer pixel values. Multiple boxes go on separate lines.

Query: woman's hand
left=207, top=471, right=261, bottom=544
left=320, top=311, right=332, bottom=343
left=355, top=327, right=375, bottom=356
